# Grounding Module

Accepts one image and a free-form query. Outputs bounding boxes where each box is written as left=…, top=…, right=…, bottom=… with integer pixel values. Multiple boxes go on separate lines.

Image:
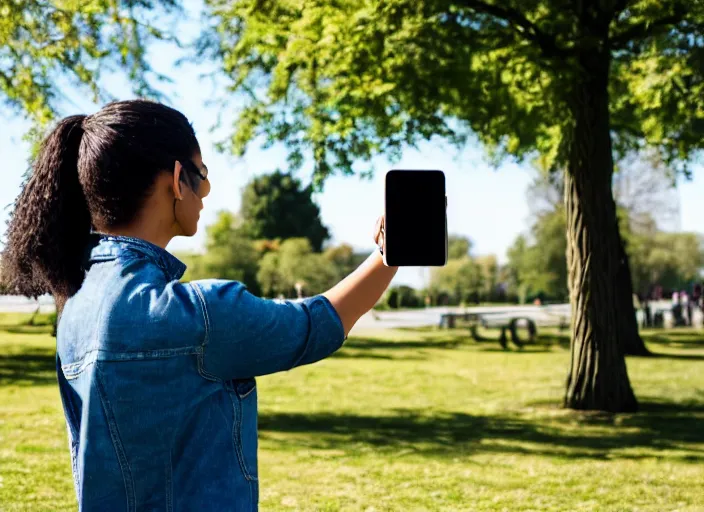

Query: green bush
left=385, top=286, right=422, bottom=309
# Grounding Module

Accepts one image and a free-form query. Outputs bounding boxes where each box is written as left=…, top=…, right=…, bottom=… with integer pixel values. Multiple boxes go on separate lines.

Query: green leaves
left=0, top=0, right=179, bottom=125
left=239, top=170, right=330, bottom=251
left=623, top=221, right=704, bottom=294
left=505, top=208, right=568, bottom=303
left=200, top=0, right=703, bottom=184
left=612, top=24, right=704, bottom=175
left=200, top=0, right=569, bottom=181
left=257, top=237, right=338, bottom=297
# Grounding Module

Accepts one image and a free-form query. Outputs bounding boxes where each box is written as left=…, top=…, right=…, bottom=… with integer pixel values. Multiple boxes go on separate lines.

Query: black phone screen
left=384, top=170, right=447, bottom=267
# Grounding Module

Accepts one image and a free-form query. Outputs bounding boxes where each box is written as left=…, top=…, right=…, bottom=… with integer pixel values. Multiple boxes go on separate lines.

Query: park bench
left=469, top=315, right=539, bottom=349
left=439, top=310, right=569, bottom=350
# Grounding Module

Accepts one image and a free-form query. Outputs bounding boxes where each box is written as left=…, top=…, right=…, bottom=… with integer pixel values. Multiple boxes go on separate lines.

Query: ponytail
left=1, top=115, right=92, bottom=300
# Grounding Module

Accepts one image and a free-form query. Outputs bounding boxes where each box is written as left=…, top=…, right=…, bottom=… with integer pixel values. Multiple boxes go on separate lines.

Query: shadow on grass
left=332, top=336, right=466, bottom=360
left=649, top=352, right=704, bottom=361
left=643, top=334, right=704, bottom=349
left=0, top=324, right=54, bottom=335
left=0, top=347, right=56, bottom=386
left=645, top=329, right=704, bottom=339
left=537, top=333, right=571, bottom=348
left=344, top=337, right=463, bottom=351
left=259, top=401, right=704, bottom=462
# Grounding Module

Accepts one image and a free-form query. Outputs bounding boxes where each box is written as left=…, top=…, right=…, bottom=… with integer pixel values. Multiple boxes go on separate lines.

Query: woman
left=0, top=100, right=397, bottom=511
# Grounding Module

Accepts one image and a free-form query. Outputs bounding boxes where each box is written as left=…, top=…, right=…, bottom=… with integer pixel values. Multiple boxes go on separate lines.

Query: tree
left=528, top=158, right=682, bottom=356
left=0, top=0, right=176, bottom=126
left=385, top=285, right=422, bottom=309
left=200, top=0, right=704, bottom=411
left=447, top=235, right=472, bottom=260
left=430, top=257, right=483, bottom=305
left=506, top=236, right=531, bottom=304
left=240, top=171, right=330, bottom=251
left=257, top=238, right=337, bottom=297
left=475, top=255, right=499, bottom=302
left=624, top=217, right=704, bottom=295
left=506, top=210, right=569, bottom=304
left=324, top=244, right=368, bottom=281
left=431, top=235, right=484, bottom=304
left=181, top=211, right=261, bottom=294
left=447, top=235, right=473, bottom=260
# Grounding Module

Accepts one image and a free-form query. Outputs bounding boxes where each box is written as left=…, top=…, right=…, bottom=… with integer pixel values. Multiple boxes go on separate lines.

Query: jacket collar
left=87, top=234, right=187, bottom=281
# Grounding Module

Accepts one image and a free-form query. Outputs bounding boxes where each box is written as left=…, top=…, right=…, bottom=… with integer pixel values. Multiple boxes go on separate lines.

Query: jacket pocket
left=228, top=378, right=258, bottom=481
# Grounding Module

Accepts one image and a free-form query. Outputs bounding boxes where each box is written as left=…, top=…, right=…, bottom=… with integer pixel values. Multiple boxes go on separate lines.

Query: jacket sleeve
left=191, top=280, right=345, bottom=380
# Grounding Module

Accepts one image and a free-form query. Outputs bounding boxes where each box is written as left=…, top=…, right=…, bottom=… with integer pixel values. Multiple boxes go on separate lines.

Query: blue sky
left=1, top=8, right=702, bottom=288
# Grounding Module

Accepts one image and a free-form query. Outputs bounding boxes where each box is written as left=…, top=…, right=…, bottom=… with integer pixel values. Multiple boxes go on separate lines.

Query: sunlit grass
left=1, top=315, right=702, bottom=511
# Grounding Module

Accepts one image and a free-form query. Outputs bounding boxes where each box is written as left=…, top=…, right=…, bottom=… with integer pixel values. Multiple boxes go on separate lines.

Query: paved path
left=351, top=304, right=572, bottom=332
left=3, top=295, right=685, bottom=331
left=0, top=295, right=570, bottom=327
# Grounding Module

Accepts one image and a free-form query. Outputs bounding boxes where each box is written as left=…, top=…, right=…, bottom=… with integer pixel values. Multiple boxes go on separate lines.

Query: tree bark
left=616, top=243, right=651, bottom=356
left=563, top=52, right=638, bottom=413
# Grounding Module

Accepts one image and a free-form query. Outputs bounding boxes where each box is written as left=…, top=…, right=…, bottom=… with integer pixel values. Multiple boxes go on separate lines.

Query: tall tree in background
left=240, top=171, right=330, bottom=251
left=258, top=238, right=337, bottom=297
left=199, top=211, right=261, bottom=294
left=447, top=235, right=473, bottom=260
left=507, top=209, right=569, bottom=303
left=430, top=257, right=483, bottom=305
left=622, top=217, right=704, bottom=296
left=324, top=244, right=368, bottom=281
left=0, top=0, right=176, bottom=126
left=201, top=0, right=704, bottom=412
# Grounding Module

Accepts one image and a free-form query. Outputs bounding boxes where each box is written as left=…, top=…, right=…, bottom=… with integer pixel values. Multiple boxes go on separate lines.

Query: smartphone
left=383, top=169, right=447, bottom=267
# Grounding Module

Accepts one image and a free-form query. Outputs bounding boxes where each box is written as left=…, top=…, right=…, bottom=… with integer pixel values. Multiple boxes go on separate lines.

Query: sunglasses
left=180, top=159, right=209, bottom=181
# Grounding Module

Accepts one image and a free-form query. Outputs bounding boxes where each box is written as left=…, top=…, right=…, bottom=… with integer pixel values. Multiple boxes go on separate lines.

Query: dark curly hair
left=1, top=100, right=200, bottom=302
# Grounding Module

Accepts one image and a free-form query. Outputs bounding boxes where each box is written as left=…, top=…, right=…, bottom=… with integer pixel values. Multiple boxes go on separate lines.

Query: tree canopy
left=257, top=237, right=337, bottom=297
left=239, top=170, right=330, bottom=251
left=200, top=0, right=704, bottom=180
left=506, top=208, right=569, bottom=303
left=447, top=235, right=472, bottom=260
left=0, top=0, right=177, bottom=126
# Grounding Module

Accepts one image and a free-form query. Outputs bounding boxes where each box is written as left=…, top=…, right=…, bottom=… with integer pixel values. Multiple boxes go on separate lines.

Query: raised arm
left=195, top=217, right=396, bottom=380
left=324, top=217, right=398, bottom=336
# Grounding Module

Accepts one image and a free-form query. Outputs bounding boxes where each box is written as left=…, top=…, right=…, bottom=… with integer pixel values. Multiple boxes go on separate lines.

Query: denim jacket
left=56, top=235, right=345, bottom=511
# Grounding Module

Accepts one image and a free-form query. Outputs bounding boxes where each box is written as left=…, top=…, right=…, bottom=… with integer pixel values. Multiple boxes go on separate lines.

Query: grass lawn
left=0, top=314, right=703, bottom=511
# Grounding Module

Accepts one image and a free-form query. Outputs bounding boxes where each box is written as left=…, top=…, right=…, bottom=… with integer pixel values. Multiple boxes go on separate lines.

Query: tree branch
left=610, top=6, right=688, bottom=48
left=455, top=0, right=570, bottom=58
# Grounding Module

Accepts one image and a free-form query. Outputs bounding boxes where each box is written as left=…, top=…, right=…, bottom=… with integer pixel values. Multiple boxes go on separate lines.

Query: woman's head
left=0, top=99, right=209, bottom=299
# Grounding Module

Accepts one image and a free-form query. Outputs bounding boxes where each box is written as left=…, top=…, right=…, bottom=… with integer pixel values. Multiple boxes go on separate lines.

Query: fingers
left=373, top=216, right=384, bottom=246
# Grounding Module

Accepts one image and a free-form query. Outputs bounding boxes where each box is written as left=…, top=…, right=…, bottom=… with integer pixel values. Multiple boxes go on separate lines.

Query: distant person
left=654, top=285, right=663, bottom=301
left=681, top=289, right=690, bottom=326
left=671, top=290, right=683, bottom=326
left=0, top=100, right=398, bottom=511
left=632, top=293, right=643, bottom=327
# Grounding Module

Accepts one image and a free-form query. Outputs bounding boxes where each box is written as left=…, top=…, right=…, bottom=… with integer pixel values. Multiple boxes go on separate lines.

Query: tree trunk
left=616, top=243, right=650, bottom=356
left=563, top=52, right=638, bottom=413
